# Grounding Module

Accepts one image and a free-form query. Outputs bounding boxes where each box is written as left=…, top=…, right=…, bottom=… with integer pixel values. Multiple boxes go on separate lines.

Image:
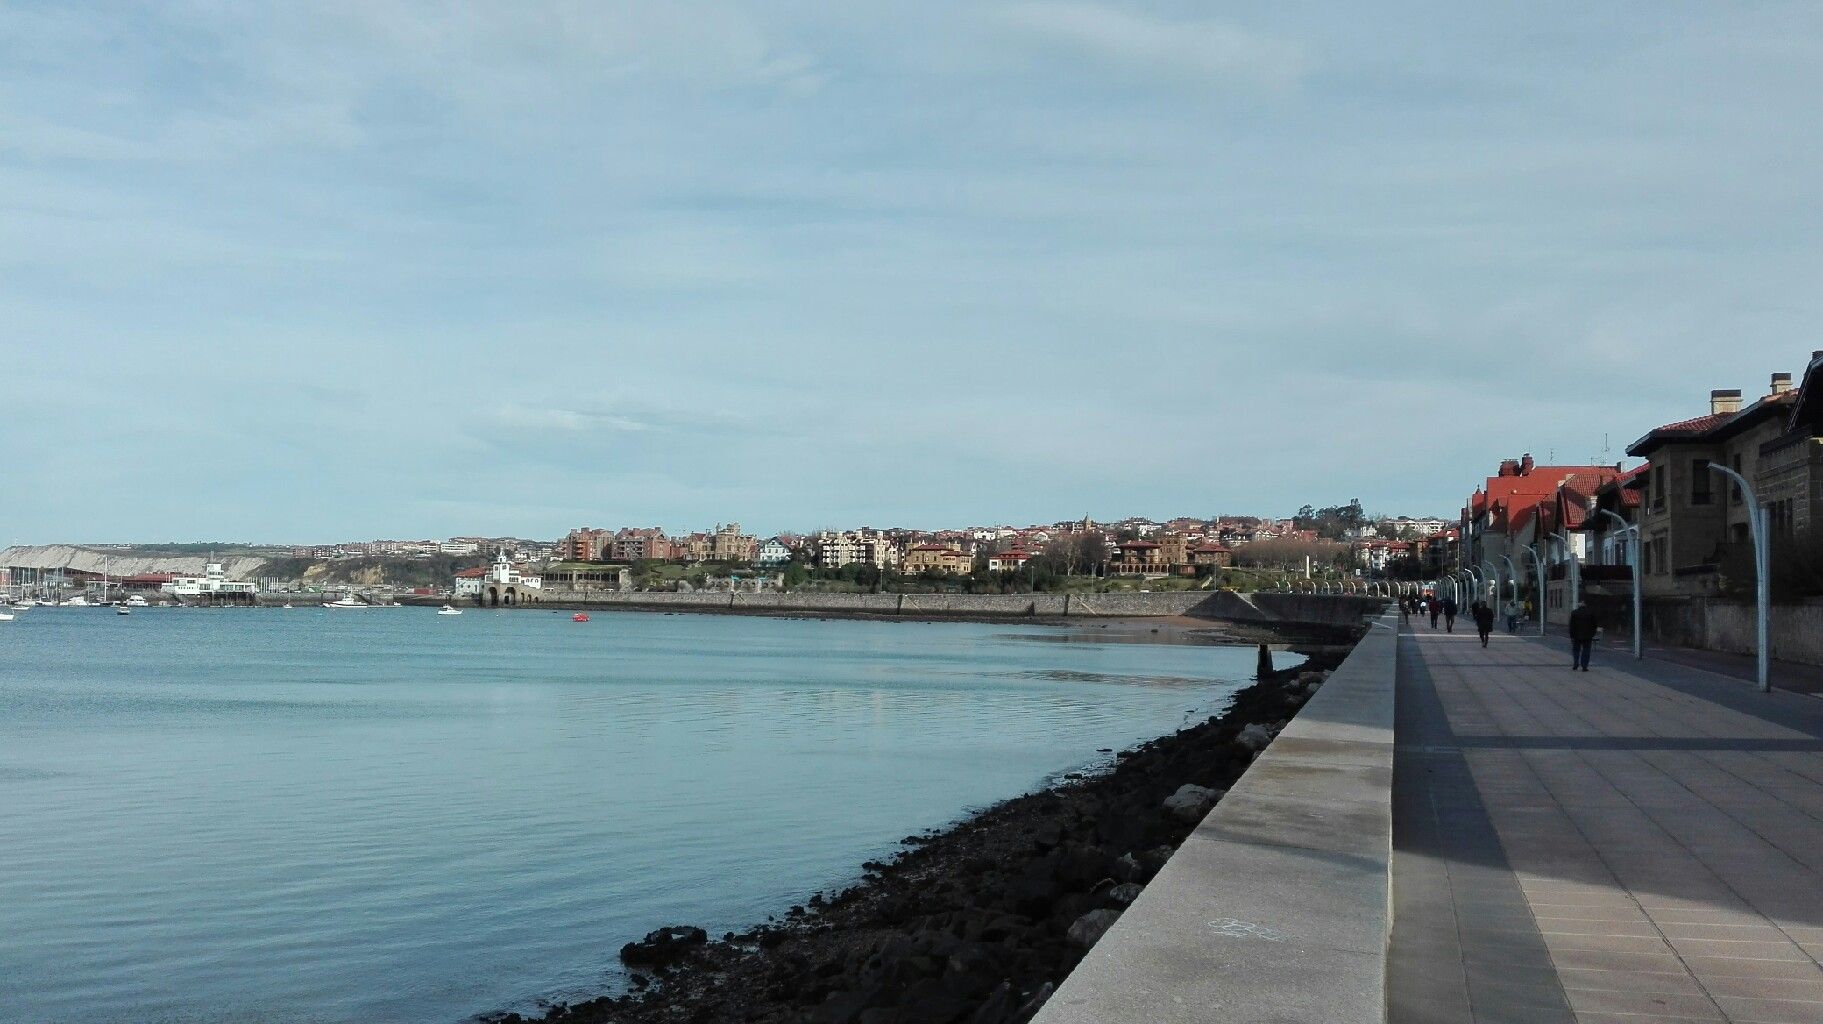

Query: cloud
left=995, top=3, right=1308, bottom=88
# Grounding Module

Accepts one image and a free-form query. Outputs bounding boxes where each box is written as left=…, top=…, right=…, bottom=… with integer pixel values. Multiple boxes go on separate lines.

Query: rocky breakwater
left=485, top=648, right=1349, bottom=1024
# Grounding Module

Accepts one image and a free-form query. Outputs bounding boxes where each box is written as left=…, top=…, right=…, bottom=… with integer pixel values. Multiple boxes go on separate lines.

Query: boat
left=282, top=603, right=293, bottom=609
left=572, top=612, right=590, bottom=622
left=125, top=595, right=149, bottom=608
left=62, top=596, right=90, bottom=607
left=0, top=609, right=12, bottom=621
left=324, top=594, right=370, bottom=609
left=116, top=606, right=130, bottom=616
left=437, top=605, right=463, bottom=616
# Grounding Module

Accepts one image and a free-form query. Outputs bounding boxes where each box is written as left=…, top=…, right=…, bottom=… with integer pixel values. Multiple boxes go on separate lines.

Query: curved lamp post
left=1707, top=464, right=1771, bottom=693
left=1596, top=509, right=1642, bottom=660
left=1551, top=531, right=1581, bottom=611
left=1521, top=544, right=1547, bottom=637
left=1498, top=554, right=1520, bottom=605
left=1482, top=559, right=1501, bottom=609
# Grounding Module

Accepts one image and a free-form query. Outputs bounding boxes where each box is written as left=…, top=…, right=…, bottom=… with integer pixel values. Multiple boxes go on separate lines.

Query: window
left=1653, top=465, right=1667, bottom=511
left=1691, top=459, right=1712, bottom=505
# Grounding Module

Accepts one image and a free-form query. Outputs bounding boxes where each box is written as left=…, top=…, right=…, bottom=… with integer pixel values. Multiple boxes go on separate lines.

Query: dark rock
left=619, top=925, right=708, bottom=968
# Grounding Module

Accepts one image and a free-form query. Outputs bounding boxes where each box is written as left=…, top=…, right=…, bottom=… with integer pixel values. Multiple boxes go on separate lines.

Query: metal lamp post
left=1596, top=509, right=1643, bottom=660
left=1522, top=544, right=1547, bottom=637
left=1482, top=559, right=1501, bottom=609
left=1706, top=464, right=1772, bottom=693
left=1551, top=531, right=1581, bottom=610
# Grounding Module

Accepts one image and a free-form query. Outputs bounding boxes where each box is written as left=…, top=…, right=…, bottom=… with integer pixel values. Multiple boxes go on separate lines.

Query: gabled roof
left=1627, top=391, right=1799, bottom=456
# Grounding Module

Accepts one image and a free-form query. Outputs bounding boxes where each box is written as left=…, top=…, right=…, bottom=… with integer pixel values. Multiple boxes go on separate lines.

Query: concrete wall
left=1034, top=611, right=1399, bottom=1024
left=521, top=589, right=1386, bottom=630
left=1643, top=598, right=1823, bottom=667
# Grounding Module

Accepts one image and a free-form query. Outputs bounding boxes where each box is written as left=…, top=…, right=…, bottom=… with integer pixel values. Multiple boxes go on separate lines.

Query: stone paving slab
left=1389, top=627, right=1823, bottom=1024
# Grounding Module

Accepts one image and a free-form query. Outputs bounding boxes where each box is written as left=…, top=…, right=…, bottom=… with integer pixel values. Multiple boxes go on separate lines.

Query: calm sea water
left=0, top=607, right=1262, bottom=1024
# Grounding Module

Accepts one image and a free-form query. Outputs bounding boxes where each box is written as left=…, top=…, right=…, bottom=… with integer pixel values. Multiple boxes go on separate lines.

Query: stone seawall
left=475, top=590, right=1386, bottom=631
left=1033, top=610, right=1398, bottom=1024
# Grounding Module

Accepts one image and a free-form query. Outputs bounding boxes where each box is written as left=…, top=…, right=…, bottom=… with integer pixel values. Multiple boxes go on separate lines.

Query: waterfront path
left=1390, top=625, right=1823, bottom=1023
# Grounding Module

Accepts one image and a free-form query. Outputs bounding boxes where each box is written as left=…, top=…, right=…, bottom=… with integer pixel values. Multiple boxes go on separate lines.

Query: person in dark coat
left=1473, top=601, right=1495, bottom=647
left=1568, top=602, right=1598, bottom=671
left=1427, top=596, right=1441, bottom=629
left=1441, top=595, right=1458, bottom=633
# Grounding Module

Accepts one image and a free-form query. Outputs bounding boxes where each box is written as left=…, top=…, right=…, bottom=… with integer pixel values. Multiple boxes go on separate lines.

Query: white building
left=814, top=530, right=899, bottom=569
left=440, top=540, right=481, bottom=555
left=755, top=538, right=792, bottom=566
left=161, top=563, right=258, bottom=598
left=454, top=568, right=487, bottom=597
left=487, top=552, right=542, bottom=590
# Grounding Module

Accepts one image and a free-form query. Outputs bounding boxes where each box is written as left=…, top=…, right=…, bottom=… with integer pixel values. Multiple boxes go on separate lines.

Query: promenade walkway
left=1390, top=624, right=1823, bottom=1023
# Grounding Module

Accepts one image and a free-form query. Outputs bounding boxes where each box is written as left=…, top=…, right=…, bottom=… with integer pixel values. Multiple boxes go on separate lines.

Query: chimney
left=1772, top=372, right=1794, bottom=395
left=1520, top=453, right=1535, bottom=475
left=1711, top=389, right=1743, bottom=415
left=1498, top=458, right=1520, bottom=477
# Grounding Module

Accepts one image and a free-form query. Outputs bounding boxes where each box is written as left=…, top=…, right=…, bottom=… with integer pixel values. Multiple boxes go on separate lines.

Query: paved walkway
left=1389, top=625, right=1823, bottom=1023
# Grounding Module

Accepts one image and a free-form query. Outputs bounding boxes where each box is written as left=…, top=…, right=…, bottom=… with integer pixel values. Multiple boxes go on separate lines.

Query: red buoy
left=572, top=613, right=590, bottom=622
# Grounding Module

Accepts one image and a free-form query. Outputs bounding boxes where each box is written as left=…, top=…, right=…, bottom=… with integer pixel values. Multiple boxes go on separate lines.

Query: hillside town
left=0, top=511, right=1454, bottom=606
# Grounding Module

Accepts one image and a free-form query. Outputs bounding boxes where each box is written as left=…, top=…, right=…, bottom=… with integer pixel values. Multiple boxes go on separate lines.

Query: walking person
left=1473, top=600, right=1495, bottom=647
left=1441, top=595, right=1458, bottom=633
left=1569, top=602, right=1598, bottom=671
left=1427, top=596, right=1441, bottom=630
left=1503, top=597, right=1521, bottom=634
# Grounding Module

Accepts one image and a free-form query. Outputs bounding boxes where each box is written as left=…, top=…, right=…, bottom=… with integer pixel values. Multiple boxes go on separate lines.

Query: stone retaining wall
left=1032, top=610, right=1399, bottom=1024
left=1643, top=598, right=1823, bottom=667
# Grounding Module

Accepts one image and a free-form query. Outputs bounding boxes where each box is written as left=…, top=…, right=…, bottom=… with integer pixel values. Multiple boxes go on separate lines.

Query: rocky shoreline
left=482, top=638, right=1355, bottom=1024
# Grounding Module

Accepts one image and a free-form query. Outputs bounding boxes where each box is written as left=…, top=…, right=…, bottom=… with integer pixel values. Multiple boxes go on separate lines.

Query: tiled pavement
left=1389, top=625, right=1823, bottom=1023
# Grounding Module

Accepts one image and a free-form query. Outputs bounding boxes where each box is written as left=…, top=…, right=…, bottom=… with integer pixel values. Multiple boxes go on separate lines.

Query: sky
left=3, top=2, right=1820, bottom=544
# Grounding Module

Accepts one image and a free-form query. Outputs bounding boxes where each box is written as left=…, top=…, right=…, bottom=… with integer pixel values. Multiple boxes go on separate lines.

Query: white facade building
left=161, top=563, right=258, bottom=598
left=755, top=538, right=792, bottom=566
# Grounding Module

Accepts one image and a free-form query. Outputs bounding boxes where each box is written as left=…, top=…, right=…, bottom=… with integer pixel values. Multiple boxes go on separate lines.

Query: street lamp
left=1521, top=544, right=1547, bottom=637
left=1707, top=463, right=1771, bottom=693
left=1482, top=559, right=1501, bottom=611
left=1596, top=509, right=1642, bottom=661
left=1551, top=531, right=1581, bottom=609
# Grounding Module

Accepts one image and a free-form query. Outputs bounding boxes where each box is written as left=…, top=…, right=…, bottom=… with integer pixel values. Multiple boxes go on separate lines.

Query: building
left=541, top=562, right=632, bottom=592
left=1187, top=542, right=1236, bottom=570
left=1460, top=454, right=1624, bottom=579
left=903, top=544, right=972, bottom=575
left=475, top=552, right=544, bottom=606
left=161, top=563, right=258, bottom=602
left=611, top=528, right=675, bottom=562
left=755, top=538, right=793, bottom=566
left=1108, top=540, right=1170, bottom=576
left=453, top=567, right=488, bottom=598
left=1351, top=540, right=1412, bottom=573
left=1625, top=371, right=1808, bottom=597
left=559, top=528, right=611, bottom=562
left=814, top=530, right=899, bottom=569
left=708, top=523, right=758, bottom=562
left=986, top=549, right=1034, bottom=573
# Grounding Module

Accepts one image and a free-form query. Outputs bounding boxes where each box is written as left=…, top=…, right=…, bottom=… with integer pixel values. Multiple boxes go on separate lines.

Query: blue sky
left=3, top=2, right=1819, bottom=544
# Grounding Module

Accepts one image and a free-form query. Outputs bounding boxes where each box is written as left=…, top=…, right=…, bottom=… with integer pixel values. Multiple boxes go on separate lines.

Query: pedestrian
left=1503, top=598, right=1521, bottom=634
left=1442, top=595, right=1458, bottom=633
left=1473, top=600, right=1495, bottom=647
left=1428, top=596, right=1441, bottom=630
left=1569, top=602, right=1598, bottom=672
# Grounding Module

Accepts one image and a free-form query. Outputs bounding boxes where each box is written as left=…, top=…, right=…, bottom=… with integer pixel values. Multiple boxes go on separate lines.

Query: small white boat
left=62, top=596, right=90, bottom=607
left=437, top=605, right=463, bottom=616
left=116, top=606, right=131, bottom=616
left=125, top=595, right=149, bottom=608
left=0, top=610, right=13, bottom=621
left=323, top=594, right=369, bottom=609
left=282, top=603, right=293, bottom=609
